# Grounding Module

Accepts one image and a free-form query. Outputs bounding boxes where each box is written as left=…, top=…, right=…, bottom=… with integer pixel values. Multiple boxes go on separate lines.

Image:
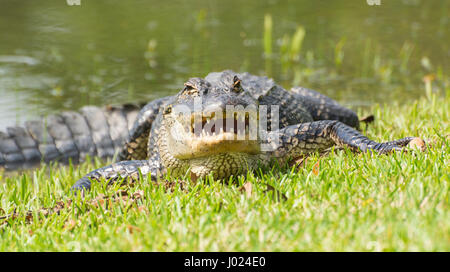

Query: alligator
left=0, top=71, right=422, bottom=191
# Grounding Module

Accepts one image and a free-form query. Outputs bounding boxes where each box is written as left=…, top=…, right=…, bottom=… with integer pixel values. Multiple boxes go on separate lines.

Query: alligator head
left=158, top=72, right=267, bottom=180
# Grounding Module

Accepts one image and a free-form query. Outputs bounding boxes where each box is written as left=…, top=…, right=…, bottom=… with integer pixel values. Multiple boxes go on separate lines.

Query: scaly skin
left=0, top=104, right=142, bottom=170
left=66, top=70, right=420, bottom=190
left=0, top=70, right=420, bottom=190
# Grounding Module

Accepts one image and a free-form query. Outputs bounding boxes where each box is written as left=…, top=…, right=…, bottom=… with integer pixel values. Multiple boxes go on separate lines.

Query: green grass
left=0, top=93, right=448, bottom=252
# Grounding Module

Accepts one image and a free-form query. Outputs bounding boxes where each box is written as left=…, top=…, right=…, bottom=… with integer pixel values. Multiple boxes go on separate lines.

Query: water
left=0, top=0, right=448, bottom=130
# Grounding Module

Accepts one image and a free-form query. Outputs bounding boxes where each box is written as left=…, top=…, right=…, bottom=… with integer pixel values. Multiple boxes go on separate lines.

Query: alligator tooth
left=239, top=116, right=245, bottom=131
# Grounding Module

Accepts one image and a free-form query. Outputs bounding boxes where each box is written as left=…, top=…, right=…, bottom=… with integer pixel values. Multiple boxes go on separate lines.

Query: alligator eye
left=184, top=84, right=193, bottom=91
left=184, top=82, right=196, bottom=91
left=232, top=76, right=243, bottom=93
left=183, top=82, right=199, bottom=96
left=164, top=105, right=172, bottom=115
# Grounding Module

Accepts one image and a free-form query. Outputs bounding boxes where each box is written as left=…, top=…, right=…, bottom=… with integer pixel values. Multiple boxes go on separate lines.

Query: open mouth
left=168, top=110, right=261, bottom=159
left=190, top=111, right=253, bottom=137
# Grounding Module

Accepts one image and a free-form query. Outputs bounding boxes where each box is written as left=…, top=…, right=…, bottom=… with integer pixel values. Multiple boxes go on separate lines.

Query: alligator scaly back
left=0, top=103, right=143, bottom=170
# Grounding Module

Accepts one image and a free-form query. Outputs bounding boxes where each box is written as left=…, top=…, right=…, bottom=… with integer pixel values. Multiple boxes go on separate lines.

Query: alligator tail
left=0, top=103, right=143, bottom=170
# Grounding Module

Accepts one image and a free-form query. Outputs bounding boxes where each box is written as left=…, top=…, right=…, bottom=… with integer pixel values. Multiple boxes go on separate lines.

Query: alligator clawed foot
left=368, top=137, right=426, bottom=155
left=406, top=137, right=427, bottom=152
left=386, top=137, right=426, bottom=154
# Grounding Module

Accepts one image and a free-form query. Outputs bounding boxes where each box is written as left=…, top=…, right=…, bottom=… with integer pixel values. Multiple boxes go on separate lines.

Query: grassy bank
left=0, top=93, right=448, bottom=251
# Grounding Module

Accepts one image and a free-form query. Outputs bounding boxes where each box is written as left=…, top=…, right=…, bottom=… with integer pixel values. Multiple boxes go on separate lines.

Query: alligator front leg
left=118, top=96, right=173, bottom=161
left=267, top=120, right=419, bottom=161
left=71, top=158, right=163, bottom=191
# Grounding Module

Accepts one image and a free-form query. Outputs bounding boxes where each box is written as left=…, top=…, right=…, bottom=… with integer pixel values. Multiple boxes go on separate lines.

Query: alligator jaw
left=165, top=110, right=260, bottom=160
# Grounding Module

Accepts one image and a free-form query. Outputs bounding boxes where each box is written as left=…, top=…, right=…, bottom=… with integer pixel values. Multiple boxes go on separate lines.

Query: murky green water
left=0, top=0, right=448, bottom=130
